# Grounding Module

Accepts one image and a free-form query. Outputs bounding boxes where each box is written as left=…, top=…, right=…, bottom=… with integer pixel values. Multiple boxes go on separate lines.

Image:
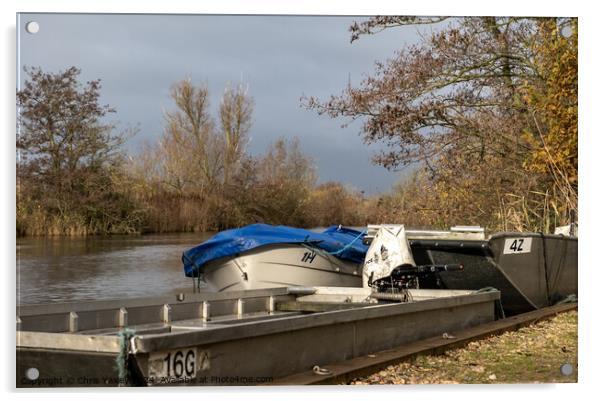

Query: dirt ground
left=350, top=310, right=578, bottom=384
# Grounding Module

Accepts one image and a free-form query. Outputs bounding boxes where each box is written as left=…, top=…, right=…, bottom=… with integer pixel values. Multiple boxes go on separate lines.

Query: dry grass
left=350, top=310, right=577, bottom=385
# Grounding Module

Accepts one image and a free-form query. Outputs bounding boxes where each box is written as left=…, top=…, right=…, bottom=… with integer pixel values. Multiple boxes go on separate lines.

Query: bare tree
left=161, top=79, right=222, bottom=193
left=251, top=138, right=316, bottom=225
left=219, top=83, right=254, bottom=185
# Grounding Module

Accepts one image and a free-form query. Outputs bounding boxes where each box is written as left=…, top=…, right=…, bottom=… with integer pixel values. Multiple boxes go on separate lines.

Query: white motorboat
left=183, top=224, right=367, bottom=292
left=200, top=243, right=362, bottom=291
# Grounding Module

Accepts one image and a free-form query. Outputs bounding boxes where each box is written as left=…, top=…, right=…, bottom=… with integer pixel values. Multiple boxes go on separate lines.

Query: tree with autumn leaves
left=306, top=17, right=577, bottom=232
left=521, top=19, right=577, bottom=226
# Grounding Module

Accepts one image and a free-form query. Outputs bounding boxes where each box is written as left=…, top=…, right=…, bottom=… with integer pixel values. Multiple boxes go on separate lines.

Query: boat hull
left=17, top=288, right=499, bottom=387
left=201, top=244, right=362, bottom=292
left=410, top=233, right=577, bottom=315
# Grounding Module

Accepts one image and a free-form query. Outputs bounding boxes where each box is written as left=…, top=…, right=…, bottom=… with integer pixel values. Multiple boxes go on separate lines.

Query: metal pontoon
left=17, top=287, right=499, bottom=387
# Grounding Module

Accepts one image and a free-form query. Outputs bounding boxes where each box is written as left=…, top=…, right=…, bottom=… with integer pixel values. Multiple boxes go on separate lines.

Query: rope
left=326, top=229, right=366, bottom=256
left=116, top=328, right=136, bottom=385
left=313, top=365, right=332, bottom=376
left=197, top=270, right=203, bottom=292
left=476, top=287, right=505, bottom=319
left=301, top=243, right=350, bottom=272
left=539, top=233, right=552, bottom=305
left=555, top=294, right=577, bottom=304
left=184, top=251, right=205, bottom=289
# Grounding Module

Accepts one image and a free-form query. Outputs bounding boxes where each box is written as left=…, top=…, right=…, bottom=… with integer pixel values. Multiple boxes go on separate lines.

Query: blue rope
left=116, top=328, right=136, bottom=384
left=326, top=228, right=366, bottom=256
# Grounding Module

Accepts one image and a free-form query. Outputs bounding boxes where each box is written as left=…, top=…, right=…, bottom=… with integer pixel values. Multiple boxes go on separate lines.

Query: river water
left=16, top=232, right=213, bottom=305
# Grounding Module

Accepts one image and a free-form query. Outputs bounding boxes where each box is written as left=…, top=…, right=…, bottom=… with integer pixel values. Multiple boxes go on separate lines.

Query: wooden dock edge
left=269, top=303, right=577, bottom=385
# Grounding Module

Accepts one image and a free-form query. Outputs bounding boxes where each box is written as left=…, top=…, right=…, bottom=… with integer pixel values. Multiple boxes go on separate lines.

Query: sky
left=17, top=13, right=424, bottom=194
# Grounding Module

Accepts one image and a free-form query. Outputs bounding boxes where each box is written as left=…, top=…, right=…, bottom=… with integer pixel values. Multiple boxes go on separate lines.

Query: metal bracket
left=236, top=298, right=244, bottom=318
left=69, top=311, right=79, bottom=333
left=118, top=307, right=128, bottom=327
left=201, top=301, right=211, bottom=322
left=162, top=304, right=172, bottom=324
left=268, top=296, right=275, bottom=314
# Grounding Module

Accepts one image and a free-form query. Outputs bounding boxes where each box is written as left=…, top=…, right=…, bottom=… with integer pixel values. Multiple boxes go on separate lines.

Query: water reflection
left=16, top=233, right=213, bottom=305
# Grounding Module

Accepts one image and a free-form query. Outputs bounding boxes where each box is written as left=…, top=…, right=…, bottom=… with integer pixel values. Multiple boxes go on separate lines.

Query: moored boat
left=182, top=224, right=366, bottom=292
left=409, top=232, right=578, bottom=315
left=17, top=287, right=499, bottom=387
left=182, top=223, right=577, bottom=315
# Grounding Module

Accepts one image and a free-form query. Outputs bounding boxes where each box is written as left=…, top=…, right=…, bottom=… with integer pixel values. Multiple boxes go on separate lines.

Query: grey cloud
left=19, top=13, right=419, bottom=194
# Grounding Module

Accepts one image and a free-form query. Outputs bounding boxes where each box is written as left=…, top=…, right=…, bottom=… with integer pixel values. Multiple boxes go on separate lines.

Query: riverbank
left=350, top=310, right=578, bottom=384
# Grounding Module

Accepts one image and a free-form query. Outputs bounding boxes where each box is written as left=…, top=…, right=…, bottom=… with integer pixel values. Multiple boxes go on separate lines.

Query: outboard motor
left=362, top=225, right=416, bottom=288
left=370, top=263, right=464, bottom=292
left=363, top=225, right=463, bottom=292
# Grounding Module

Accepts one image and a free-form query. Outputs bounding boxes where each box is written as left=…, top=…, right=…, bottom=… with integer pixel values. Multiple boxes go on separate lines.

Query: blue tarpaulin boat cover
left=182, top=224, right=368, bottom=277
